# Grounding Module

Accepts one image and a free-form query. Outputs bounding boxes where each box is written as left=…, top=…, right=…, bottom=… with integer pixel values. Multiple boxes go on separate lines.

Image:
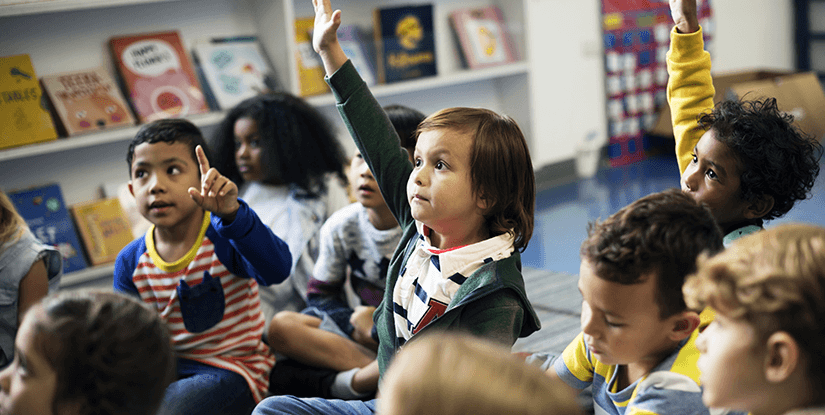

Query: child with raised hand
left=0, top=190, right=62, bottom=370
left=0, top=290, right=175, bottom=415
left=252, top=0, right=540, bottom=413
left=266, top=104, right=425, bottom=400
left=544, top=189, right=726, bottom=414
left=115, top=118, right=293, bottom=415
left=684, top=223, right=825, bottom=415
left=209, top=92, right=350, bottom=323
left=668, top=0, right=822, bottom=246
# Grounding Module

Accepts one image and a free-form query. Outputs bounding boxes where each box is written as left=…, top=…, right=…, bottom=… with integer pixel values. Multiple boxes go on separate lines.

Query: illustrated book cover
left=40, top=67, right=136, bottom=136
left=192, top=36, right=276, bottom=110
left=110, top=30, right=209, bottom=123
left=70, top=197, right=134, bottom=266
left=294, top=17, right=329, bottom=96
left=0, top=54, right=58, bottom=150
left=450, top=6, right=518, bottom=69
left=373, top=4, right=436, bottom=84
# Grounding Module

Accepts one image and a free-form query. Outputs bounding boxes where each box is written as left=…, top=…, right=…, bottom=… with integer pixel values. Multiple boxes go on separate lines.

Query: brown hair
left=417, top=108, right=535, bottom=251
left=378, top=332, right=582, bottom=415
left=581, top=189, right=723, bottom=318
left=0, top=190, right=26, bottom=247
left=33, top=290, right=175, bottom=415
left=684, top=224, right=825, bottom=393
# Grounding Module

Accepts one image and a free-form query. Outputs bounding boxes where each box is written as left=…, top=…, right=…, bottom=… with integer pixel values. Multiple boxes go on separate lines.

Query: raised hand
left=670, top=0, right=699, bottom=34
left=311, top=0, right=349, bottom=75
left=188, top=145, right=240, bottom=221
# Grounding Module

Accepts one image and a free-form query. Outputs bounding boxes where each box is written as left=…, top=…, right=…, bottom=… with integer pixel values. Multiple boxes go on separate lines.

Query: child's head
left=378, top=332, right=582, bottom=415
left=684, top=224, right=825, bottom=412
left=578, top=189, right=722, bottom=367
left=0, top=190, right=26, bottom=245
left=411, top=107, right=534, bottom=251
left=0, top=291, right=175, bottom=415
left=210, top=93, right=348, bottom=196
left=683, top=98, right=822, bottom=229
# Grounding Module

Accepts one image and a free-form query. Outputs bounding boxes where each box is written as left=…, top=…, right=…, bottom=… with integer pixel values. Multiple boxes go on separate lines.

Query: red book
left=110, top=30, right=208, bottom=123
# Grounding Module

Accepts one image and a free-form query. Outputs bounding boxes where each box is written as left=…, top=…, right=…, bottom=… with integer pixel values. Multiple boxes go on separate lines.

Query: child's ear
left=128, top=181, right=134, bottom=197
left=744, top=194, right=774, bottom=219
left=669, top=311, right=701, bottom=341
left=764, top=331, right=799, bottom=384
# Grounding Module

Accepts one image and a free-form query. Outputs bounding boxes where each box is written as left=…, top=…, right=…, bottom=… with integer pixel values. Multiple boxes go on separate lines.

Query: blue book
left=373, top=4, right=436, bottom=83
left=8, top=184, right=88, bottom=274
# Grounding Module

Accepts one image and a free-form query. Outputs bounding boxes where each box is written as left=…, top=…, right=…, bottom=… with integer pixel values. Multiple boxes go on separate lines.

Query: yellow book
left=0, top=54, right=58, bottom=150
left=71, top=197, right=134, bottom=266
left=294, top=17, right=330, bottom=97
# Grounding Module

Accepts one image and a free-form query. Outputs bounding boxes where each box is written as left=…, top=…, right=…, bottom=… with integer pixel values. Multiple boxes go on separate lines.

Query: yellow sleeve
left=666, top=26, right=714, bottom=174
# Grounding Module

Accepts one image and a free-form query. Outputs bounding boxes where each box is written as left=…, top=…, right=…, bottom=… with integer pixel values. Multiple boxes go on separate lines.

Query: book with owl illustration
left=373, top=4, right=436, bottom=84
left=40, top=67, right=136, bottom=136
left=110, top=30, right=209, bottom=123
left=450, top=6, right=518, bottom=69
left=192, top=36, right=276, bottom=110
left=0, top=54, right=58, bottom=150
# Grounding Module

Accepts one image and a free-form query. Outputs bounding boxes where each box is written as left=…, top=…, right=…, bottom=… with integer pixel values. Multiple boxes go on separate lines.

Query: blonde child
left=684, top=224, right=825, bottom=415
left=0, top=190, right=62, bottom=369
left=252, top=0, right=540, bottom=413
left=0, top=290, right=174, bottom=415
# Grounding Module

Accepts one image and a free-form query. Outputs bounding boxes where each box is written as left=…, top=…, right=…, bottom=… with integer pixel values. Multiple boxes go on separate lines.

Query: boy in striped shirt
left=114, top=119, right=292, bottom=415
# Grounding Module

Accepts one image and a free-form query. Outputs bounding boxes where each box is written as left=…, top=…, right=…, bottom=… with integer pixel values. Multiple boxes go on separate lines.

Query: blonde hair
left=0, top=190, right=26, bottom=247
left=684, top=223, right=825, bottom=391
left=378, top=332, right=582, bottom=415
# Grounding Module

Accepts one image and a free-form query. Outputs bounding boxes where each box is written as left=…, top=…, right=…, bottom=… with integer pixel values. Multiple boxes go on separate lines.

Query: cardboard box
left=649, top=70, right=825, bottom=141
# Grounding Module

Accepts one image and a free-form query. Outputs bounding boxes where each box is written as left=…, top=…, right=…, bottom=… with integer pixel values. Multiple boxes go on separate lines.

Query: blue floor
left=521, top=154, right=825, bottom=276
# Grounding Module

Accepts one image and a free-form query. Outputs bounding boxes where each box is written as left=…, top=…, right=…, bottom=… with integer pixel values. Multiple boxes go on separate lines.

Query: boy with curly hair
left=668, top=0, right=822, bottom=245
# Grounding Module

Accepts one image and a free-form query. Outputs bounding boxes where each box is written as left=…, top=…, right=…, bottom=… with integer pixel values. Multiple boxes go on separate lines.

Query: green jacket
left=327, top=61, right=541, bottom=379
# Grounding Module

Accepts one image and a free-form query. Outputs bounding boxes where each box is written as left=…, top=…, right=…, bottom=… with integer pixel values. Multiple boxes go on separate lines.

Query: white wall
left=527, top=0, right=795, bottom=168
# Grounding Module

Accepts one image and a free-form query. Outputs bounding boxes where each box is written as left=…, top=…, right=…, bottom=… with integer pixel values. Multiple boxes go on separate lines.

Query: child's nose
left=149, top=174, right=165, bottom=194
left=411, top=166, right=427, bottom=186
left=580, top=306, right=598, bottom=337
left=682, top=165, right=700, bottom=192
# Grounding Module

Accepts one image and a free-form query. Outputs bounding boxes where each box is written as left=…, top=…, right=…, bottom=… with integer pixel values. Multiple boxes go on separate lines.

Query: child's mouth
left=149, top=201, right=173, bottom=213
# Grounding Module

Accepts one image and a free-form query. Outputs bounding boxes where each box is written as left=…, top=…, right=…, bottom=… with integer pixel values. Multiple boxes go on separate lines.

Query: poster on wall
left=602, top=0, right=713, bottom=167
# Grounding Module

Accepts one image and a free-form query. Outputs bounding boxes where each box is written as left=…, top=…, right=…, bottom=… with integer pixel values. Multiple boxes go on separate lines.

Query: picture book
left=450, top=6, right=518, bottom=69
left=294, top=17, right=329, bottom=96
left=110, top=30, right=209, bottom=123
left=0, top=54, right=58, bottom=150
left=337, top=25, right=376, bottom=86
left=192, top=36, right=276, bottom=110
left=373, top=4, right=436, bottom=84
left=70, top=197, right=134, bottom=266
left=40, top=67, right=135, bottom=136
left=7, top=184, right=88, bottom=274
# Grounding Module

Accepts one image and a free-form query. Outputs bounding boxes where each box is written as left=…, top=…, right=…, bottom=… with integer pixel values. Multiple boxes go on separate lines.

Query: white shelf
left=60, top=263, right=115, bottom=288
left=0, top=0, right=182, bottom=17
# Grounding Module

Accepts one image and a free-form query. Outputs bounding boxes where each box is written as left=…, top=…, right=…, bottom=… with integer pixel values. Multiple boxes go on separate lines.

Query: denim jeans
left=252, top=396, right=378, bottom=415
left=159, top=358, right=256, bottom=415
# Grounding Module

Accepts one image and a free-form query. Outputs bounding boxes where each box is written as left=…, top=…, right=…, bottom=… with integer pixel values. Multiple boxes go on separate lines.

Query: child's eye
left=233, top=140, right=241, bottom=150
left=134, top=170, right=146, bottom=179
left=691, top=153, right=698, bottom=163
left=414, top=158, right=422, bottom=167
left=250, top=139, right=261, bottom=149
left=168, top=166, right=181, bottom=175
left=705, top=169, right=717, bottom=180
left=605, top=319, right=624, bottom=328
left=435, top=161, right=446, bottom=170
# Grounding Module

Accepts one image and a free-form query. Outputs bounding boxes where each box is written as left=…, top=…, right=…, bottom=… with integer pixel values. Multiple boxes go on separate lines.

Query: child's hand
left=188, top=145, right=240, bottom=222
left=670, top=0, right=699, bottom=34
left=311, top=0, right=349, bottom=75
left=350, top=305, right=378, bottom=349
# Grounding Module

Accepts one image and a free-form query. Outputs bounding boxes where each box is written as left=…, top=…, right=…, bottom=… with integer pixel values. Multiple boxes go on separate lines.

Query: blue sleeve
left=113, top=237, right=144, bottom=299
left=210, top=198, right=292, bottom=287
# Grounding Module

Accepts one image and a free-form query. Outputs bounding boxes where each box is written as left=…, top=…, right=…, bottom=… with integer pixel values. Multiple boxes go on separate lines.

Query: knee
left=267, top=311, right=303, bottom=351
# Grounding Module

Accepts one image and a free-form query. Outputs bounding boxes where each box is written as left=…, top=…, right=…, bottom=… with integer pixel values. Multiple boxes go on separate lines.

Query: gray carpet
left=512, top=267, right=582, bottom=355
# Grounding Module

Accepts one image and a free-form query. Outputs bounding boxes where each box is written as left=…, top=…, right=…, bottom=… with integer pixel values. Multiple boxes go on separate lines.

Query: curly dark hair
left=34, top=291, right=174, bottom=415
left=209, top=93, right=348, bottom=196
left=698, top=97, right=823, bottom=221
left=126, top=118, right=211, bottom=178
left=581, top=189, right=723, bottom=318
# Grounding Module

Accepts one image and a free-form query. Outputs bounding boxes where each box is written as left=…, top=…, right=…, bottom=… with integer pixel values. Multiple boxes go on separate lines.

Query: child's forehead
left=132, top=141, right=196, bottom=164
left=414, top=128, right=473, bottom=153
left=579, top=262, right=661, bottom=315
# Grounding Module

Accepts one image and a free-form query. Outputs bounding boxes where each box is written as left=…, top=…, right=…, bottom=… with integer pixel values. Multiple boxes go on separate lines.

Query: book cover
left=7, top=184, right=87, bottom=274
left=450, top=6, right=518, bottom=69
left=192, top=36, right=275, bottom=110
left=40, top=67, right=136, bottom=136
left=0, top=54, right=58, bottom=150
left=373, top=4, right=436, bottom=84
left=70, top=197, right=134, bottom=266
left=294, top=17, right=329, bottom=97
left=337, top=25, right=376, bottom=86
left=109, top=30, right=209, bottom=123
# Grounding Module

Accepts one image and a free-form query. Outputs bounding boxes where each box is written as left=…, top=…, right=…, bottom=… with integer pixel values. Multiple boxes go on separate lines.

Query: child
left=252, top=0, right=541, bottom=413
left=683, top=224, right=825, bottom=415
left=379, top=332, right=582, bottom=415
left=668, top=0, right=822, bottom=246
left=114, top=118, right=293, bottom=414
left=266, top=104, right=425, bottom=399
left=0, top=190, right=62, bottom=369
left=210, top=93, right=350, bottom=323
left=0, top=290, right=175, bottom=415
left=545, top=189, right=725, bottom=414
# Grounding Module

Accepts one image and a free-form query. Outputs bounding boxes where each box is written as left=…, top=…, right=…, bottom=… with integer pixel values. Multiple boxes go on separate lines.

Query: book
left=70, top=197, right=134, bottom=266
left=373, top=4, right=436, bottom=84
left=7, top=184, right=88, bottom=274
left=337, top=25, right=376, bottom=86
left=109, top=30, right=209, bottom=123
left=192, top=36, right=276, bottom=110
left=0, top=54, right=58, bottom=150
left=40, top=67, right=136, bottom=136
left=450, top=6, right=518, bottom=69
left=294, top=17, right=329, bottom=97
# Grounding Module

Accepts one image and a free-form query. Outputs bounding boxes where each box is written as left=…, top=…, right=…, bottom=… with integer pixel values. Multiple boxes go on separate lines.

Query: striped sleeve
left=554, top=332, right=594, bottom=390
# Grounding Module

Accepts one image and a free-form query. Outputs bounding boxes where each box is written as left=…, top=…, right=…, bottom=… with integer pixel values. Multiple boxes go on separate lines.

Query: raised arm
left=312, top=0, right=349, bottom=76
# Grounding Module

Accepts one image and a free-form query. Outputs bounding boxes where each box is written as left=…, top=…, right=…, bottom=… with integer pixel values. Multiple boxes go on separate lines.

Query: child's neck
left=426, top=224, right=490, bottom=250
left=618, top=343, right=679, bottom=390
left=366, top=205, right=398, bottom=231
left=152, top=209, right=205, bottom=263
